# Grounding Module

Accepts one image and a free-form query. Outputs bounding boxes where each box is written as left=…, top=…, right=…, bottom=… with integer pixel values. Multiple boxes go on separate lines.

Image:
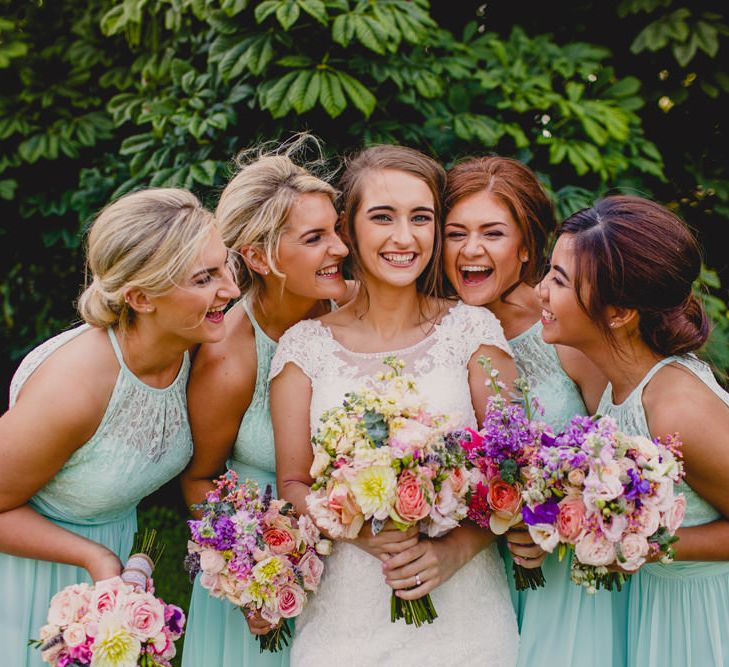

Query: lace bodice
left=597, top=354, right=728, bottom=527
left=227, top=301, right=278, bottom=479
left=270, top=301, right=518, bottom=666
left=509, top=321, right=587, bottom=431
left=9, top=325, right=192, bottom=524
left=270, top=301, right=513, bottom=432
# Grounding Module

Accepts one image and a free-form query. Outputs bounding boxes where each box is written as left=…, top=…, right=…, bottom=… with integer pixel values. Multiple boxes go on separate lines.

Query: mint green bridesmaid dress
left=182, top=301, right=289, bottom=667
left=508, top=322, right=629, bottom=667
left=597, top=354, right=729, bottom=667
left=0, top=325, right=192, bottom=667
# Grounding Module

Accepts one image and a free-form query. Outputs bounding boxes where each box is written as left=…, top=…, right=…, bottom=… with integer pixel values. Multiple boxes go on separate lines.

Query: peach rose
left=556, top=497, right=586, bottom=542
left=277, top=584, right=306, bottom=619
left=487, top=478, right=522, bottom=534
left=394, top=470, right=432, bottom=523
left=633, top=504, right=660, bottom=538
left=263, top=528, right=296, bottom=556
left=663, top=494, right=687, bottom=534
left=297, top=551, right=324, bottom=591
left=328, top=482, right=362, bottom=527
left=567, top=469, right=585, bottom=487
left=124, top=591, right=166, bottom=640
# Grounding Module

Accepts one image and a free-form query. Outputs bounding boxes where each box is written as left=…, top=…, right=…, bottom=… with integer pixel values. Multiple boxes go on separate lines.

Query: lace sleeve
left=448, top=302, right=513, bottom=366
left=269, top=319, right=332, bottom=382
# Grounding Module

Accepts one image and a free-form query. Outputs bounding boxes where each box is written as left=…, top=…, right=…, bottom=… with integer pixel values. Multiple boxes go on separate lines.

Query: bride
left=270, top=145, right=519, bottom=666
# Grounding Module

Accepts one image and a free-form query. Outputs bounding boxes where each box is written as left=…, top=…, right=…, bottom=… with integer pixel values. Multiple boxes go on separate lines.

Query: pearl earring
left=520, top=254, right=528, bottom=263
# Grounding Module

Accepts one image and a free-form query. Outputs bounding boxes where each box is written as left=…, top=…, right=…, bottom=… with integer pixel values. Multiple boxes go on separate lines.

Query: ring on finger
left=415, top=572, right=422, bottom=587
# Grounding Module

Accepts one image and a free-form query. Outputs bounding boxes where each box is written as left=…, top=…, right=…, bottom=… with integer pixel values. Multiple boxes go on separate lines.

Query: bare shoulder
left=643, top=362, right=729, bottom=437
left=189, top=304, right=257, bottom=401
left=9, top=327, right=118, bottom=445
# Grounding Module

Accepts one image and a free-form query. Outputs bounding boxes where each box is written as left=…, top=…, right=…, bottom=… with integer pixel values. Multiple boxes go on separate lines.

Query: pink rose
left=39, top=624, right=60, bottom=641
left=394, top=470, right=432, bottom=523
left=618, top=533, right=649, bottom=571
left=633, top=504, right=661, bottom=538
left=124, top=591, right=166, bottom=640
left=199, top=549, right=226, bottom=574
left=574, top=532, right=616, bottom=567
left=48, top=584, right=92, bottom=626
left=328, top=483, right=363, bottom=528
left=41, top=644, right=64, bottom=664
left=62, top=622, right=87, bottom=647
left=663, top=494, right=687, bottom=534
left=297, top=551, right=324, bottom=591
left=89, top=577, right=126, bottom=619
left=263, top=528, right=297, bottom=556
left=297, top=514, right=321, bottom=547
left=390, top=419, right=433, bottom=455
left=277, top=584, right=306, bottom=619
left=556, top=498, right=586, bottom=542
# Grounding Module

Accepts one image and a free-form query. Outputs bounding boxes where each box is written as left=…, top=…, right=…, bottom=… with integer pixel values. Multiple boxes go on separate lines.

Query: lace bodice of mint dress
left=2, top=324, right=192, bottom=667
left=269, top=301, right=519, bottom=666
left=182, top=299, right=288, bottom=667
left=505, top=320, right=629, bottom=667
left=597, top=354, right=729, bottom=667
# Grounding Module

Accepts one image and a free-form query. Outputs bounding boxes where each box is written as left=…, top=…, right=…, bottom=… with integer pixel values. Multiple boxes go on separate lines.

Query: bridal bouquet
left=458, top=358, right=550, bottom=590
left=31, top=531, right=185, bottom=667
left=307, top=356, right=472, bottom=627
left=522, top=415, right=686, bottom=593
left=185, top=471, right=332, bottom=652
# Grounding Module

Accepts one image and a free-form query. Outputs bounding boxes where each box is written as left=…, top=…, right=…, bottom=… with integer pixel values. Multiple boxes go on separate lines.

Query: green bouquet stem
left=390, top=591, right=438, bottom=627
left=513, top=562, right=546, bottom=591
left=254, top=618, right=293, bottom=653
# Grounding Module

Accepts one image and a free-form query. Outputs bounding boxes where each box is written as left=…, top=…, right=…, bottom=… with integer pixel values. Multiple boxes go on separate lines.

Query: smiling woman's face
left=275, top=192, right=349, bottom=301
left=537, top=233, right=601, bottom=349
left=352, top=169, right=436, bottom=290
left=443, top=190, right=526, bottom=308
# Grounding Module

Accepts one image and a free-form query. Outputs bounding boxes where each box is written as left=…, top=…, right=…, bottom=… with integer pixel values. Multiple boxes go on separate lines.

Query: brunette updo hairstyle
left=444, top=156, right=555, bottom=295
left=337, top=144, right=446, bottom=299
left=560, top=194, right=709, bottom=356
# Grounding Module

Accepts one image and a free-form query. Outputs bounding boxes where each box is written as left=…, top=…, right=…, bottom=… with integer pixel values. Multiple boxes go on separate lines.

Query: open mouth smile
left=459, top=265, right=493, bottom=285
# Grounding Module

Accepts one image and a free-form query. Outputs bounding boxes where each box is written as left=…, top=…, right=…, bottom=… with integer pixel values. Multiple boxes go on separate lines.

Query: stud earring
left=520, top=253, right=528, bottom=263
left=609, top=322, right=616, bottom=328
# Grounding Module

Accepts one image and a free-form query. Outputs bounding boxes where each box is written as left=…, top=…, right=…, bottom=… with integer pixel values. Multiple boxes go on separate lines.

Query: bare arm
left=181, top=329, right=255, bottom=518
left=0, top=341, right=123, bottom=580
left=645, top=367, right=729, bottom=561
left=469, top=343, right=518, bottom=425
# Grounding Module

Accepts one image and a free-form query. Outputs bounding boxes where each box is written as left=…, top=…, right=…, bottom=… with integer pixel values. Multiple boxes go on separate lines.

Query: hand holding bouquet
left=458, top=358, right=550, bottom=591
left=31, top=530, right=185, bottom=667
left=306, top=356, right=472, bottom=627
left=185, top=471, right=331, bottom=652
left=522, top=415, right=686, bottom=592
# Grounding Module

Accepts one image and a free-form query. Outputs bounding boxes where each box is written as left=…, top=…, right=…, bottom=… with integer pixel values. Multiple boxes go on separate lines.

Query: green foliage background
left=2, top=0, right=727, bottom=385
left=1, top=0, right=728, bottom=651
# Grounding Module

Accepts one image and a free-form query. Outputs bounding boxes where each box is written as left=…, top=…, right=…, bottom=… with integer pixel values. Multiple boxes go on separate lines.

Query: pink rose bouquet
left=307, top=356, right=472, bottom=627
left=31, top=530, right=185, bottom=666
left=458, top=359, right=550, bottom=590
left=522, top=415, right=686, bottom=592
left=185, top=471, right=331, bottom=652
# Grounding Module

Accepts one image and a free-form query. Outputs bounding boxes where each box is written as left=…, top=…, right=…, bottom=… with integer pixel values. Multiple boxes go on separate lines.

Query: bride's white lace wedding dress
left=270, top=301, right=519, bottom=666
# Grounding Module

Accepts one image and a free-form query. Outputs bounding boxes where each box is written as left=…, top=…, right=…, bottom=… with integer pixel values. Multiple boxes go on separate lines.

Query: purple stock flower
left=624, top=468, right=651, bottom=500
left=522, top=500, right=560, bottom=526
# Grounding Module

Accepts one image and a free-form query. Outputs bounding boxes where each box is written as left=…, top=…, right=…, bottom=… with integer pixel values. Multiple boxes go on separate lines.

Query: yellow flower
left=351, top=465, right=397, bottom=520
left=253, top=556, right=284, bottom=584
left=90, top=612, right=141, bottom=667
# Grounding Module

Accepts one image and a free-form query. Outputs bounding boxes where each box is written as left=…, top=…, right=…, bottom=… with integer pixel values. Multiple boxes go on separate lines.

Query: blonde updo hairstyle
left=216, top=136, right=337, bottom=299
left=77, top=187, right=215, bottom=330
